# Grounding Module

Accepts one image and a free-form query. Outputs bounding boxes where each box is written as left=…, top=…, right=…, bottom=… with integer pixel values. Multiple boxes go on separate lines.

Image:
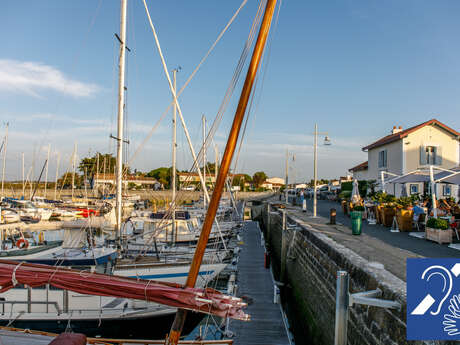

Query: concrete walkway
left=277, top=198, right=460, bottom=281
left=230, top=221, right=290, bottom=345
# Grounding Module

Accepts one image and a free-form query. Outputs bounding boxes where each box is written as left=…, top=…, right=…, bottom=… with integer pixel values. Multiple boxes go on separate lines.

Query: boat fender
left=16, top=238, right=29, bottom=249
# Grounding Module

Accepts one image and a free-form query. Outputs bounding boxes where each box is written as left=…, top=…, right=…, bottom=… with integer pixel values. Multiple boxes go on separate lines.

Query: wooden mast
left=166, top=0, right=277, bottom=343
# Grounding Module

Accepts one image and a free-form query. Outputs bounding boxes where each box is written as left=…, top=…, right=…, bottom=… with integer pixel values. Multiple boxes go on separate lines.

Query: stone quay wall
left=251, top=202, right=453, bottom=345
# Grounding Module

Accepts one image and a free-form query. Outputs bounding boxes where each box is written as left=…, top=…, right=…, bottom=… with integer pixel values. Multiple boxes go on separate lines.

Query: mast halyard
left=1, top=123, right=8, bottom=198
left=115, top=0, right=128, bottom=245
left=202, top=114, right=207, bottom=208
left=171, top=67, right=179, bottom=244
left=166, top=0, right=278, bottom=343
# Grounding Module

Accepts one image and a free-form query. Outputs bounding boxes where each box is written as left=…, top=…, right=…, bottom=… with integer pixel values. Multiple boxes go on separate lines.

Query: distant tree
left=232, top=174, right=252, bottom=191
left=146, top=167, right=177, bottom=188
left=57, top=172, right=84, bottom=188
left=78, top=153, right=130, bottom=177
left=202, top=162, right=217, bottom=174
left=308, top=178, right=329, bottom=187
left=252, top=171, right=267, bottom=188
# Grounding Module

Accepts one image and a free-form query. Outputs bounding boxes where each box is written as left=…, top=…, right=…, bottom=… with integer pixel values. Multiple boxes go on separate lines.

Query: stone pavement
left=274, top=198, right=460, bottom=281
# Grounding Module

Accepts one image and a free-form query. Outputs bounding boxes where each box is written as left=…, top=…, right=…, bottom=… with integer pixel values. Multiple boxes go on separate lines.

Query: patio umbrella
left=388, top=171, right=431, bottom=184
left=351, top=179, right=361, bottom=204
left=436, top=171, right=460, bottom=185
left=400, top=183, right=408, bottom=197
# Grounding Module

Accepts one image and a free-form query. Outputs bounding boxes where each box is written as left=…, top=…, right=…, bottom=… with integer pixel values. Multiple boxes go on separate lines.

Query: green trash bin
left=350, top=211, right=362, bottom=235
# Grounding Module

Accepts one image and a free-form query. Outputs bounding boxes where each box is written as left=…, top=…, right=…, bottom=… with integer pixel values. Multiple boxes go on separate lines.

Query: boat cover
left=0, top=260, right=248, bottom=321
left=48, top=333, right=86, bottom=345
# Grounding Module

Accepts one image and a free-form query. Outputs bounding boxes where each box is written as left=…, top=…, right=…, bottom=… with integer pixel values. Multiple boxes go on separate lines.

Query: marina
left=1, top=0, right=460, bottom=344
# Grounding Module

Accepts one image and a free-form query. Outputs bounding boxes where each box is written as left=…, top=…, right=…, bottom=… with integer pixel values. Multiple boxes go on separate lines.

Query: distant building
left=261, top=177, right=285, bottom=191
left=348, top=161, right=369, bottom=181
left=93, top=173, right=161, bottom=190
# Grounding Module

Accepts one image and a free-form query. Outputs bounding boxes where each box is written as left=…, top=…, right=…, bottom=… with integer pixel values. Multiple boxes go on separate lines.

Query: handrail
left=0, top=300, right=61, bottom=314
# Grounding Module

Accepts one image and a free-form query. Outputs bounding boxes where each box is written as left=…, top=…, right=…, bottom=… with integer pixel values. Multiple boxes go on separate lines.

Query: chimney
left=392, top=125, right=403, bottom=134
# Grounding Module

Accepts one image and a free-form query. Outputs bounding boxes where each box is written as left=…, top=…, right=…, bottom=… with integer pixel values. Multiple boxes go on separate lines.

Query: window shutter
left=435, top=146, right=442, bottom=165
left=378, top=151, right=382, bottom=168
left=384, top=150, right=387, bottom=167
left=420, top=146, right=426, bottom=165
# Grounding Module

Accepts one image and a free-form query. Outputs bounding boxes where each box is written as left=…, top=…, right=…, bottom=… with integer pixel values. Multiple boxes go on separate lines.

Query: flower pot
left=383, top=207, right=396, bottom=227
left=396, top=209, right=413, bottom=232
left=426, top=227, right=452, bottom=244
left=376, top=205, right=383, bottom=224
left=350, top=211, right=362, bottom=235
left=341, top=200, right=348, bottom=215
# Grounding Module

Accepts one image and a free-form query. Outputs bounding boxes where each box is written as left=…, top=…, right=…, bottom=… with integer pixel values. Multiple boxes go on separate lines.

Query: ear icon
left=418, top=265, right=453, bottom=316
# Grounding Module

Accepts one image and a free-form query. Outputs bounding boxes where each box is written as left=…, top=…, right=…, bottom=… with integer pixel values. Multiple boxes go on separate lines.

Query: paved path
left=280, top=198, right=460, bottom=281
left=230, top=221, right=290, bottom=345
left=306, top=199, right=460, bottom=258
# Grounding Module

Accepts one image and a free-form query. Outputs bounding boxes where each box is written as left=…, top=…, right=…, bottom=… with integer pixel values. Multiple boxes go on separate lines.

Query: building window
left=426, top=146, right=436, bottom=165
left=410, top=184, right=419, bottom=195
left=420, top=145, right=442, bottom=165
left=378, top=150, right=387, bottom=168
left=443, top=185, right=451, bottom=196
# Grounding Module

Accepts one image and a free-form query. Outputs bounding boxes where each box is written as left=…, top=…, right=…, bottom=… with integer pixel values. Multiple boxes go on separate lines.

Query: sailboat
left=0, top=0, right=277, bottom=341
left=0, top=0, right=229, bottom=338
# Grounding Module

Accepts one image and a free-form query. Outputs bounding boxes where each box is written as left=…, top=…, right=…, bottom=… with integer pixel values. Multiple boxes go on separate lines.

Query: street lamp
left=313, top=123, right=331, bottom=217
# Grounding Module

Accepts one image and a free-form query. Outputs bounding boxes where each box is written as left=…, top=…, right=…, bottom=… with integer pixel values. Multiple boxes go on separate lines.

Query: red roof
left=362, top=119, right=460, bottom=151
left=348, top=161, right=368, bottom=172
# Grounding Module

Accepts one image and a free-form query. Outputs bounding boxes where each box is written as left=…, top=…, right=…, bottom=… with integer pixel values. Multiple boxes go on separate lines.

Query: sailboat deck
left=230, top=221, right=290, bottom=345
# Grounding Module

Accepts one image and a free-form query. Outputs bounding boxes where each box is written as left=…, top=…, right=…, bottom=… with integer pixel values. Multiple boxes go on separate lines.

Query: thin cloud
left=0, top=59, right=100, bottom=98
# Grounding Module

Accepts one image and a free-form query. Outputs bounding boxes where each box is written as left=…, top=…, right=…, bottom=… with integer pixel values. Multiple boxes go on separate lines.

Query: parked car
left=181, top=185, right=196, bottom=191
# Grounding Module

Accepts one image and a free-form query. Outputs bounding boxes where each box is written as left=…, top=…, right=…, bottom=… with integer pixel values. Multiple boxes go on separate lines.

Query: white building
left=356, top=119, right=459, bottom=198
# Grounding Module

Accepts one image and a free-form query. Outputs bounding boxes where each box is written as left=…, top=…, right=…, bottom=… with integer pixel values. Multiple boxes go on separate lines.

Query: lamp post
left=313, top=123, right=331, bottom=218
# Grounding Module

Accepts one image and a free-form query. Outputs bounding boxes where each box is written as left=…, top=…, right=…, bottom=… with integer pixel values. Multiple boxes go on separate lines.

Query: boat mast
left=54, top=152, right=60, bottom=200
left=202, top=114, right=206, bottom=208
left=171, top=67, right=179, bottom=243
left=285, top=148, right=288, bottom=204
left=1, top=122, right=8, bottom=198
left=214, top=144, right=219, bottom=182
left=71, top=142, right=77, bottom=200
left=115, top=0, right=128, bottom=244
left=22, top=152, right=25, bottom=197
left=44, top=144, right=50, bottom=198
left=166, top=0, right=277, bottom=343
left=95, top=152, right=99, bottom=197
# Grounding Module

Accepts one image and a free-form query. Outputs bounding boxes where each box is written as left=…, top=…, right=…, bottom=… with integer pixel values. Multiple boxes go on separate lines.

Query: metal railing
left=334, top=271, right=401, bottom=345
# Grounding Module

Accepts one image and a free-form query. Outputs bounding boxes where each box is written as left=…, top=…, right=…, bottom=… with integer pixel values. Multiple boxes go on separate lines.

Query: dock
left=230, top=221, right=291, bottom=345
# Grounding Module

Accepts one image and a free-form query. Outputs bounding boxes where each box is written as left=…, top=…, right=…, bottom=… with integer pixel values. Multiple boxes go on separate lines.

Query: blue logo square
left=407, top=258, right=460, bottom=340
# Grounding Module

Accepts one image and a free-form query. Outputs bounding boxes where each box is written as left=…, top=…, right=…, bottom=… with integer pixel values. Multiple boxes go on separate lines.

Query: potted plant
left=382, top=203, right=397, bottom=227
left=426, top=218, right=452, bottom=244
left=350, top=205, right=364, bottom=235
left=396, top=197, right=413, bottom=231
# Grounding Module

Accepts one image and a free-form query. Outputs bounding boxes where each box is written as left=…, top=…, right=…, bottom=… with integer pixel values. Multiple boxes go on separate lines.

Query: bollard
left=267, top=203, right=271, bottom=245
left=280, top=210, right=288, bottom=282
left=264, top=250, right=270, bottom=269
left=334, top=271, right=349, bottom=345
left=330, top=208, right=336, bottom=225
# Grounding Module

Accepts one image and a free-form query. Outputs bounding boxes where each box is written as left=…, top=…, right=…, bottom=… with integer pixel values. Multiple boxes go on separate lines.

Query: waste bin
left=350, top=211, right=362, bottom=235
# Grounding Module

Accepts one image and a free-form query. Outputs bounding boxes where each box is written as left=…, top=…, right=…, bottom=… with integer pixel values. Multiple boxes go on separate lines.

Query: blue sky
left=1, top=0, right=460, bottom=182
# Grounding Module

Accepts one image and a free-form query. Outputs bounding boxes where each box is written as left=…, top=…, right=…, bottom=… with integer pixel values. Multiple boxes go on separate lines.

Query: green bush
left=339, top=190, right=351, bottom=199
left=353, top=205, right=365, bottom=211
left=426, top=218, right=449, bottom=230
left=358, top=180, right=368, bottom=198
left=341, top=182, right=353, bottom=191
left=397, top=196, right=412, bottom=208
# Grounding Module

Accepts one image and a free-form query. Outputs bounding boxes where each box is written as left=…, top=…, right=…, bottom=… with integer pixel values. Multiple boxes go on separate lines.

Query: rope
left=127, top=0, right=248, bottom=167
left=11, top=262, right=23, bottom=287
